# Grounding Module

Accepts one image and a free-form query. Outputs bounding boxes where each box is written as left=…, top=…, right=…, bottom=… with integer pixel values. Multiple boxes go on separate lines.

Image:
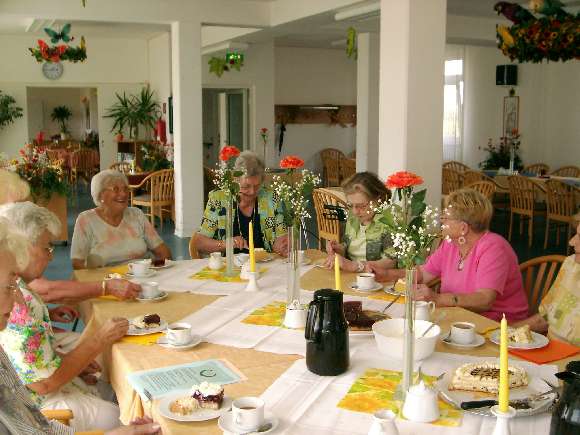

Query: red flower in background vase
left=386, top=171, right=423, bottom=189
left=219, top=145, right=240, bottom=162
left=280, top=155, right=304, bottom=169
left=35, top=131, right=44, bottom=145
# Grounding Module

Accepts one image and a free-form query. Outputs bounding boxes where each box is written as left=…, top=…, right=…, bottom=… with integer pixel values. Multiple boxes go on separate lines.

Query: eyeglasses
left=104, top=186, right=130, bottom=194
left=347, top=202, right=370, bottom=211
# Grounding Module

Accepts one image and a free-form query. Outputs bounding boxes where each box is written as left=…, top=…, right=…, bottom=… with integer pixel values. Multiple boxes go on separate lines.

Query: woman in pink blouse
left=370, top=188, right=528, bottom=322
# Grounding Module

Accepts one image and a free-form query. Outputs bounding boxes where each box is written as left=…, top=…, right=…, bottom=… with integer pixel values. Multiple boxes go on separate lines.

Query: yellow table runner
left=242, top=301, right=286, bottom=326
left=119, top=332, right=164, bottom=345
left=337, top=368, right=462, bottom=427
left=190, top=266, right=269, bottom=283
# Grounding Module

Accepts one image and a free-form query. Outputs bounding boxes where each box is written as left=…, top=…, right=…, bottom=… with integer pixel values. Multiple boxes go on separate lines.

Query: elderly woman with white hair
left=71, top=169, right=171, bottom=269
left=0, top=168, right=30, bottom=203
left=193, top=151, right=288, bottom=256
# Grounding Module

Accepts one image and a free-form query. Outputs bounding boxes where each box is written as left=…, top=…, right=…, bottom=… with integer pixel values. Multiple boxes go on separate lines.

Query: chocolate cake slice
left=143, top=314, right=161, bottom=327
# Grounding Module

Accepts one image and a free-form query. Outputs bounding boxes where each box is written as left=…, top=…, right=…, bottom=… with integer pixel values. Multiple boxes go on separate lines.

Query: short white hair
left=0, top=169, right=30, bottom=204
left=0, top=201, right=60, bottom=244
left=235, top=151, right=265, bottom=178
left=0, top=216, right=30, bottom=271
left=91, top=169, right=129, bottom=206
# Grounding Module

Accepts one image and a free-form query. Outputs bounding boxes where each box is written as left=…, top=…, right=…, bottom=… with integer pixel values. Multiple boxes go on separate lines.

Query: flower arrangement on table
left=373, top=171, right=440, bottom=397
left=140, top=142, right=172, bottom=172
left=479, top=130, right=523, bottom=171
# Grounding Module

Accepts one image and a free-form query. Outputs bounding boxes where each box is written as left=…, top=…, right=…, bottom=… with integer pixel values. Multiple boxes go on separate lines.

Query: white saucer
left=159, top=392, right=232, bottom=422
left=441, top=332, right=486, bottom=348
left=150, top=260, right=175, bottom=270
left=125, top=270, right=157, bottom=278
left=136, top=291, right=168, bottom=303
left=218, top=411, right=279, bottom=435
left=284, top=258, right=312, bottom=266
left=349, top=282, right=383, bottom=293
left=127, top=320, right=168, bottom=336
left=383, top=286, right=403, bottom=297
left=156, top=334, right=203, bottom=350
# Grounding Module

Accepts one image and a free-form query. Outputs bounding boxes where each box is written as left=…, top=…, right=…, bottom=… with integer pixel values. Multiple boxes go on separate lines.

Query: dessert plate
left=127, top=320, right=168, bottom=336
left=382, top=286, right=403, bottom=297
left=218, top=411, right=279, bottom=434
left=349, top=282, right=383, bottom=293
left=159, top=391, right=232, bottom=422
left=441, top=332, right=486, bottom=348
left=489, top=330, right=549, bottom=350
left=149, top=260, right=175, bottom=270
left=136, top=291, right=168, bottom=303
left=156, top=334, right=203, bottom=350
left=125, top=270, right=157, bottom=279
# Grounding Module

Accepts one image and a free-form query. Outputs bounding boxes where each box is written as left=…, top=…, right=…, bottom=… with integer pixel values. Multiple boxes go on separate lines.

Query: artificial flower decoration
left=219, top=145, right=241, bottom=162
left=260, top=128, right=269, bottom=144
left=385, top=171, right=424, bottom=190
left=280, top=155, right=304, bottom=169
left=29, top=25, right=87, bottom=64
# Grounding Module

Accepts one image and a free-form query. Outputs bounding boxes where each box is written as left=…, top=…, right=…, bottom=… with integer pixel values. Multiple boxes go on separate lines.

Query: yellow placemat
left=189, top=266, right=268, bottom=283
left=242, top=301, right=286, bottom=326
left=109, top=265, right=129, bottom=275
left=98, top=295, right=121, bottom=301
left=120, top=332, right=163, bottom=345
left=337, top=368, right=462, bottom=427
left=368, top=292, right=405, bottom=303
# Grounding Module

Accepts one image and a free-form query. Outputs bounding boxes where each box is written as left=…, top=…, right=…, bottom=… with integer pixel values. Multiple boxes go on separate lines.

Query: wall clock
left=42, top=62, right=64, bottom=80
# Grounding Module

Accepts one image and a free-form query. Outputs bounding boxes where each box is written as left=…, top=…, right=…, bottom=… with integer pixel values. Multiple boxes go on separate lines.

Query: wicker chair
left=543, top=179, right=577, bottom=249
left=551, top=165, right=580, bottom=178
left=70, top=149, right=99, bottom=184
left=339, top=157, right=356, bottom=182
left=442, top=168, right=464, bottom=195
left=519, top=255, right=566, bottom=314
left=320, top=148, right=345, bottom=187
left=442, top=161, right=470, bottom=173
left=109, top=161, right=132, bottom=174
left=462, top=170, right=489, bottom=186
left=465, top=180, right=496, bottom=201
left=507, top=176, right=545, bottom=247
left=523, top=163, right=550, bottom=176
left=312, top=188, right=348, bottom=249
left=131, top=169, right=174, bottom=230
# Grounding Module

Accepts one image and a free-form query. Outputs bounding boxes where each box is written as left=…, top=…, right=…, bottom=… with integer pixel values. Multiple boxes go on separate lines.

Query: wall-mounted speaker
left=496, top=65, right=518, bottom=86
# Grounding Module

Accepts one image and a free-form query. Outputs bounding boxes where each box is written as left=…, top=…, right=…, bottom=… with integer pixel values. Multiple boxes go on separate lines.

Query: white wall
left=148, top=33, right=172, bottom=140
left=26, top=87, right=84, bottom=139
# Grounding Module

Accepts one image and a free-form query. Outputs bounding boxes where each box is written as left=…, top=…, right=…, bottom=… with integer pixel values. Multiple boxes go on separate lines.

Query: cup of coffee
left=414, top=301, right=435, bottom=321
left=129, top=260, right=150, bottom=277
left=208, top=252, right=223, bottom=270
left=356, top=273, right=376, bottom=290
left=450, top=322, right=476, bottom=345
left=232, top=397, right=265, bottom=431
left=166, top=322, right=192, bottom=346
left=140, top=281, right=160, bottom=299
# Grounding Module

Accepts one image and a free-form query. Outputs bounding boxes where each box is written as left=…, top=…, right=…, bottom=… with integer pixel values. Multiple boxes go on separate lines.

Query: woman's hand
left=365, top=262, right=404, bottom=283
left=105, top=416, right=162, bottom=435
left=412, top=284, right=437, bottom=302
left=106, top=279, right=141, bottom=300
left=233, top=236, right=248, bottom=250
left=96, top=317, right=129, bottom=346
left=80, top=360, right=101, bottom=385
left=48, top=306, right=78, bottom=323
left=273, top=234, right=289, bottom=257
left=326, top=240, right=339, bottom=255
left=322, top=254, right=357, bottom=272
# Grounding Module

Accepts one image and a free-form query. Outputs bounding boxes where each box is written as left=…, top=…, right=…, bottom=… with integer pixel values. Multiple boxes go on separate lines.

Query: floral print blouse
left=343, top=214, right=394, bottom=262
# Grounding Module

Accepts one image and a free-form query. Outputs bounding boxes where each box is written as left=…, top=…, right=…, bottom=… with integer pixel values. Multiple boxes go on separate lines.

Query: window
left=443, top=59, right=464, bottom=161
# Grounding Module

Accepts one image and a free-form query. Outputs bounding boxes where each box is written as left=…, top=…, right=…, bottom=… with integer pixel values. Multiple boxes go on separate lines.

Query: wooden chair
left=339, top=157, right=356, bottom=182
left=70, top=149, right=99, bottom=184
left=132, top=169, right=174, bottom=230
left=312, top=188, right=348, bottom=249
left=110, top=161, right=132, bottom=174
left=519, top=255, right=566, bottom=314
left=465, top=180, right=496, bottom=201
left=442, top=168, right=464, bottom=194
left=442, top=161, right=470, bottom=173
left=320, top=148, right=345, bottom=187
left=544, top=179, right=577, bottom=249
left=551, top=165, right=580, bottom=178
left=507, top=176, right=545, bottom=247
left=523, top=163, right=550, bottom=176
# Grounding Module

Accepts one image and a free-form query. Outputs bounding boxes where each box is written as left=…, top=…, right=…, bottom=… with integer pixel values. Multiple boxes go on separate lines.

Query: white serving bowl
left=372, top=318, right=441, bottom=361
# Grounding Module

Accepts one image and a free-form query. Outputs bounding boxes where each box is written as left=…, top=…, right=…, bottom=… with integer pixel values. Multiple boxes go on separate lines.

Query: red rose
left=385, top=171, right=423, bottom=189
left=219, top=145, right=241, bottom=162
left=280, top=155, right=304, bottom=169
left=260, top=128, right=268, bottom=134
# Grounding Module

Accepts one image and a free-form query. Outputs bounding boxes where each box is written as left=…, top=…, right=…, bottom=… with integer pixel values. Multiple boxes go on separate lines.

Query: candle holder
left=244, top=271, right=260, bottom=292
left=491, top=405, right=516, bottom=435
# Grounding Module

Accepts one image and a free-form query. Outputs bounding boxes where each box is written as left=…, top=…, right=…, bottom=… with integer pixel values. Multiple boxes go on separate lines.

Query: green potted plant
left=0, top=90, right=23, bottom=129
left=51, top=105, right=73, bottom=139
left=105, top=86, right=160, bottom=140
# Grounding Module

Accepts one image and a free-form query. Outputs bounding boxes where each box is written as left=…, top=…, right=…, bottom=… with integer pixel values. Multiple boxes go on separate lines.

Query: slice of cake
left=343, top=301, right=388, bottom=330
left=169, top=396, right=199, bottom=415
left=507, top=325, right=534, bottom=344
left=449, top=362, right=528, bottom=394
left=394, top=279, right=406, bottom=294
left=191, top=382, right=224, bottom=410
left=132, top=313, right=161, bottom=329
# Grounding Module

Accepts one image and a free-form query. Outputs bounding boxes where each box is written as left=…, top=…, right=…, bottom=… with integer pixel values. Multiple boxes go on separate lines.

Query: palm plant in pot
left=51, top=105, right=73, bottom=139
left=105, top=86, right=160, bottom=140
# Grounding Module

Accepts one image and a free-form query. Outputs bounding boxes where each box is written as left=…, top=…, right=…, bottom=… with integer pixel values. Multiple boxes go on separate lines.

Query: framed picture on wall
left=502, top=96, right=519, bottom=137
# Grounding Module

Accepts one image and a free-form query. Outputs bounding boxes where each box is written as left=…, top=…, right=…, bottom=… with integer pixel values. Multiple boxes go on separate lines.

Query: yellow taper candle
left=498, top=313, right=509, bottom=412
left=334, top=255, right=341, bottom=291
left=248, top=221, right=255, bottom=273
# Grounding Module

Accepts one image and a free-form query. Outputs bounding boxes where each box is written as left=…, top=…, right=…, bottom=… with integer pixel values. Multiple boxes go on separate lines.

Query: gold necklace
left=457, top=246, right=473, bottom=271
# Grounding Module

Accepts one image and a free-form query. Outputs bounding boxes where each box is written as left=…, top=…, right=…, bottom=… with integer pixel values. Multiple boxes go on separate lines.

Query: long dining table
left=74, top=251, right=577, bottom=435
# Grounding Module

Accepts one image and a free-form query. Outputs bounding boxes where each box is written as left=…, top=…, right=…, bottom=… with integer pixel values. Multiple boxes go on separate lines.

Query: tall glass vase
left=286, top=224, right=301, bottom=305
left=401, top=267, right=417, bottom=398
left=224, top=192, right=235, bottom=277
left=509, top=145, right=515, bottom=174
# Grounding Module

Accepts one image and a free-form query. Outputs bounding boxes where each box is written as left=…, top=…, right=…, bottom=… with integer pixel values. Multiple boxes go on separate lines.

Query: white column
left=378, top=0, right=446, bottom=204
left=171, top=21, right=204, bottom=237
left=356, top=32, right=380, bottom=174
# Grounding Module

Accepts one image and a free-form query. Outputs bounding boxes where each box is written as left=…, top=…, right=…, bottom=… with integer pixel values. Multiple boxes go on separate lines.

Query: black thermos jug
left=550, top=360, right=580, bottom=435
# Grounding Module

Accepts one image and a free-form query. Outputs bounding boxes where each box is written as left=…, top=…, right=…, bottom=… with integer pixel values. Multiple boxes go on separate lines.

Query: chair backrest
left=551, top=165, right=580, bottom=178
left=519, top=255, right=566, bottom=314
left=462, top=170, right=487, bottom=186
left=312, top=188, right=348, bottom=244
left=110, top=161, right=132, bottom=174
left=465, top=180, right=496, bottom=200
left=320, top=148, right=345, bottom=187
left=508, top=175, right=540, bottom=215
left=46, top=149, right=60, bottom=164
left=150, top=169, right=174, bottom=203
left=442, top=168, right=464, bottom=194
left=71, top=149, right=99, bottom=171
left=339, top=157, right=356, bottom=182
left=545, top=179, right=577, bottom=221
left=523, top=163, right=550, bottom=176
left=442, top=160, right=470, bottom=173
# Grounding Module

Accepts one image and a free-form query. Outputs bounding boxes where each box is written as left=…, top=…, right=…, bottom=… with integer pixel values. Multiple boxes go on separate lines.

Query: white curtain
left=443, top=45, right=465, bottom=162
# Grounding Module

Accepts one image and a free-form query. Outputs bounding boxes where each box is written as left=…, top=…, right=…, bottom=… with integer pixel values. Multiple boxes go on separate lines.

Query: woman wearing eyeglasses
left=323, top=172, right=395, bottom=272
left=71, top=169, right=172, bottom=269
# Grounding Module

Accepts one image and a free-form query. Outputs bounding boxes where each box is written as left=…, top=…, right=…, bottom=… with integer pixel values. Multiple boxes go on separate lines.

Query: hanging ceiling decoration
left=208, top=51, right=245, bottom=77
left=494, top=1, right=579, bottom=63
left=29, top=24, right=87, bottom=63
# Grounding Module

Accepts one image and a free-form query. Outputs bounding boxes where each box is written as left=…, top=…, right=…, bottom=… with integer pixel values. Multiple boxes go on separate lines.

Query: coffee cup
left=232, top=396, right=264, bottom=431
left=356, top=273, right=376, bottom=290
left=141, top=281, right=160, bottom=299
left=414, top=301, right=435, bottom=321
left=166, top=322, right=192, bottom=346
left=235, top=253, right=249, bottom=267
left=208, top=252, right=223, bottom=270
left=450, top=321, right=476, bottom=345
left=129, top=260, right=150, bottom=277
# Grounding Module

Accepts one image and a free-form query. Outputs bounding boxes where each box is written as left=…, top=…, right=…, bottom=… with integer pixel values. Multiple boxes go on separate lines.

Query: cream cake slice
left=449, top=362, right=528, bottom=394
left=507, top=325, right=534, bottom=344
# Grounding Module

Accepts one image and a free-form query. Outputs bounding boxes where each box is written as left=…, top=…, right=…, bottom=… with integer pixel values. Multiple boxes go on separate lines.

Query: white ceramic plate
left=441, top=332, right=486, bottom=348
left=256, top=254, right=275, bottom=263
left=127, top=320, right=168, bottom=336
left=218, top=410, right=279, bottom=434
left=489, top=330, right=550, bottom=350
left=156, top=334, right=203, bottom=350
left=125, top=270, right=157, bottom=279
left=437, top=370, right=557, bottom=418
left=349, top=282, right=383, bottom=293
left=349, top=329, right=374, bottom=337
left=136, top=291, right=168, bottom=303
left=159, top=392, right=232, bottom=422
left=284, top=258, right=312, bottom=266
left=383, top=286, right=403, bottom=297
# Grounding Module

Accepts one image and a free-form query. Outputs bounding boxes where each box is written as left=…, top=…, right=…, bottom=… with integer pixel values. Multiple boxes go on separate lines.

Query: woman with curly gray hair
left=71, top=169, right=171, bottom=269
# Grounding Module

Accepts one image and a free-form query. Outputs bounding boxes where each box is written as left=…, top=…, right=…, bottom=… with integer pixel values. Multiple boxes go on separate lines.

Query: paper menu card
left=127, top=358, right=245, bottom=399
